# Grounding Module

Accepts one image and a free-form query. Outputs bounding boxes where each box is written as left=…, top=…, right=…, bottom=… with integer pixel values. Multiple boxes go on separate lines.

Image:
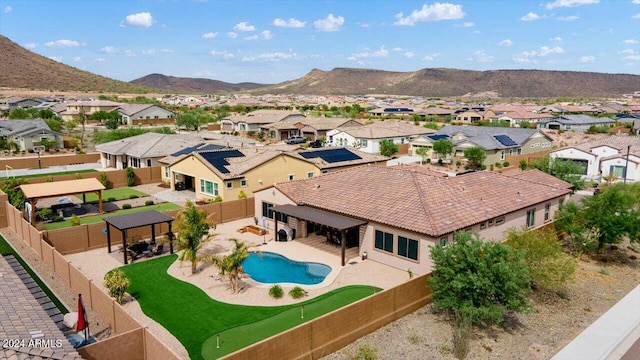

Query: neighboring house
left=549, top=135, right=640, bottom=183
left=58, top=100, right=122, bottom=122
left=0, top=97, right=43, bottom=115
left=260, top=117, right=363, bottom=142
left=0, top=119, right=63, bottom=151
left=96, top=133, right=214, bottom=169
left=220, top=110, right=305, bottom=132
left=537, top=114, right=615, bottom=133
left=368, top=107, right=414, bottom=117
left=115, top=104, right=174, bottom=126
left=254, top=165, right=571, bottom=273
left=200, top=132, right=258, bottom=148
left=327, top=122, right=434, bottom=154
left=414, top=107, right=455, bottom=121
left=410, top=125, right=553, bottom=165
left=454, top=110, right=484, bottom=124
left=161, top=147, right=388, bottom=201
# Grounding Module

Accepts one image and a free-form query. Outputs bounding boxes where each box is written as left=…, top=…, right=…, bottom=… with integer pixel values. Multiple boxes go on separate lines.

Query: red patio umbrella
left=76, top=294, right=89, bottom=339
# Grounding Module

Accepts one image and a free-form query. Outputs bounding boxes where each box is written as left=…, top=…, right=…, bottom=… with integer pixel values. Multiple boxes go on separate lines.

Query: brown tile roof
left=573, top=135, right=640, bottom=157
left=287, top=147, right=389, bottom=170
left=338, top=122, right=435, bottom=139
left=275, top=165, right=570, bottom=237
left=507, top=169, right=574, bottom=190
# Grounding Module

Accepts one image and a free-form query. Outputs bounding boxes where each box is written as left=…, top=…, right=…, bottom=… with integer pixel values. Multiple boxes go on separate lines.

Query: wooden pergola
left=103, top=210, right=174, bottom=265
left=19, top=178, right=105, bottom=225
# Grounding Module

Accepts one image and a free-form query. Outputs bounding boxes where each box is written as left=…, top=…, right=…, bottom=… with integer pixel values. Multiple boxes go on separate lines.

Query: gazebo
left=103, top=210, right=174, bottom=264
left=19, top=178, right=106, bottom=225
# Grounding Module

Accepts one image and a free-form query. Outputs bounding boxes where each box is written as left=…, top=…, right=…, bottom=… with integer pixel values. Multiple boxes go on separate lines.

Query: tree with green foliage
left=429, top=231, right=531, bottom=325
left=505, top=227, right=576, bottom=292
left=432, top=139, right=454, bottom=163
left=105, top=118, right=119, bottom=130
left=64, top=119, right=79, bottom=134
left=104, top=268, right=130, bottom=304
left=38, top=138, right=57, bottom=151
left=379, top=139, right=398, bottom=157
left=463, top=146, right=486, bottom=169
left=175, top=200, right=215, bottom=274
left=125, top=167, right=136, bottom=186
left=415, top=146, right=430, bottom=164
left=0, top=178, right=28, bottom=210
left=529, top=155, right=586, bottom=190
left=88, top=110, right=120, bottom=122
left=8, top=108, right=31, bottom=119
left=175, top=112, right=200, bottom=131
left=208, top=239, right=253, bottom=293
left=45, top=118, right=64, bottom=132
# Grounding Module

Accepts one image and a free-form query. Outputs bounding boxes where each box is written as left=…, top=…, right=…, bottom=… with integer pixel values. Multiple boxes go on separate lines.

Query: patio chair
left=153, top=243, right=164, bottom=256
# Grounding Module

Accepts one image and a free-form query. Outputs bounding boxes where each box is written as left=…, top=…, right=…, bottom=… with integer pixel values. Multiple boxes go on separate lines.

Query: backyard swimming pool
left=242, top=252, right=331, bottom=285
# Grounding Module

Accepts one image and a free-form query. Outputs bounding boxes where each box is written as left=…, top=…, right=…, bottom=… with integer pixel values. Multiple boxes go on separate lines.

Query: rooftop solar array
left=171, top=143, right=225, bottom=156
left=428, top=134, right=450, bottom=141
left=494, top=135, right=518, bottom=147
left=299, top=148, right=362, bottom=163
left=200, top=149, right=245, bottom=173
left=384, top=107, right=413, bottom=112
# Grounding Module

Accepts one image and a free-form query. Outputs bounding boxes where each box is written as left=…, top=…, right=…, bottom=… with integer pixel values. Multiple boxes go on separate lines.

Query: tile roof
left=338, top=122, right=435, bottom=139
left=223, top=110, right=304, bottom=124
left=572, top=135, right=640, bottom=157
left=274, top=165, right=570, bottom=237
left=507, top=169, right=574, bottom=190
left=95, top=132, right=207, bottom=158
left=288, top=147, right=388, bottom=170
left=0, top=119, right=61, bottom=137
left=0, top=255, right=83, bottom=360
left=114, top=103, right=154, bottom=116
left=543, top=114, right=615, bottom=125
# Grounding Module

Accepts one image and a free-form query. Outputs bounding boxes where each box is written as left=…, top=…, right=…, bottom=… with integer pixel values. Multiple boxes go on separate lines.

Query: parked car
left=284, top=135, right=306, bottom=144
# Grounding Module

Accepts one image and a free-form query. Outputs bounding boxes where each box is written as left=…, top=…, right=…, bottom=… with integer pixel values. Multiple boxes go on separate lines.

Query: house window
left=200, top=179, right=218, bottom=196
left=131, top=158, right=141, bottom=168
left=559, top=198, right=564, bottom=208
left=307, top=172, right=314, bottom=178
left=288, top=174, right=295, bottom=181
left=106, top=154, right=112, bottom=160
left=241, top=179, right=247, bottom=187
left=565, top=124, right=572, bottom=130
left=500, top=150, right=505, bottom=161
left=610, top=165, right=626, bottom=178
left=509, top=149, right=513, bottom=156
left=398, top=236, right=418, bottom=260
left=322, top=170, right=328, bottom=174
left=361, top=139, right=368, bottom=147
left=544, top=203, right=551, bottom=222
left=440, top=238, right=447, bottom=247
left=480, top=222, right=486, bottom=229
left=495, top=216, right=505, bottom=226
left=226, top=181, right=233, bottom=189
left=146, top=159, right=152, bottom=167
left=164, top=167, right=169, bottom=178
left=517, top=148, right=522, bottom=155
left=374, top=230, right=394, bottom=253
left=526, top=209, right=535, bottom=228
left=488, top=219, right=494, bottom=226
left=174, top=173, right=179, bottom=182
left=261, top=202, right=287, bottom=222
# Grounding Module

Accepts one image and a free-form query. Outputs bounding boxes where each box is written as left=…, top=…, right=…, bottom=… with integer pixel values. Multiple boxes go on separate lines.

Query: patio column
left=341, top=229, right=346, bottom=266
left=274, top=213, right=279, bottom=241
left=123, top=229, right=128, bottom=265
left=106, top=224, right=112, bottom=253
left=151, top=223, right=156, bottom=244
left=168, top=223, right=174, bottom=254
left=98, top=191, right=103, bottom=214
left=29, top=198, right=37, bottom=225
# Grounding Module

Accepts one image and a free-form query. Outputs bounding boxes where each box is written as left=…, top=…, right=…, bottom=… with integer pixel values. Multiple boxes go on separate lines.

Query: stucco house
left=537, top=114, right=615, bottom=133
left=58, top=100, right=122, bottom=122
left=0, top=97, right=43, bottom=115
left=410, top=125, right=553, bottom=165
left=161, top=147, right=388, bottom=201
left=260, top=117, right=363, bottom=142
left=115, top=104, right=174, bottom=126
left=549, top=135, right=640, bottom=183
left=254, top=165, right=571, bottom=273
left=0, top=119, right=63, bottom=151
left=327, top=122, right=434, bottom=154
left=220, top=110, right=305, bottom=132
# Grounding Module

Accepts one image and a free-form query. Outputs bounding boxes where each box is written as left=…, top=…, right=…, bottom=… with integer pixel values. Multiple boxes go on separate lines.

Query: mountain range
left=1, top=35, right=639, bottom=98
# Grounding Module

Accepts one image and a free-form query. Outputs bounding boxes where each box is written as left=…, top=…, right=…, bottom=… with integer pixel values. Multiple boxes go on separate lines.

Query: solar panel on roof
left=171, top=143, right=205, bottom=156
left=428, top=134, right=449, bottom=141
left=200, top=149, right=245, bottom=173
left=494, top=135, right=517, bottom=147
left=171, top=143, right=225, bottom=156
left=299, top=148, right=362, bottom=163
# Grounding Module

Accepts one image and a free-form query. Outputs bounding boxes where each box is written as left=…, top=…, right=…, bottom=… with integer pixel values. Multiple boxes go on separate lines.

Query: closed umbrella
left=76, top=294, right=89, bottom=340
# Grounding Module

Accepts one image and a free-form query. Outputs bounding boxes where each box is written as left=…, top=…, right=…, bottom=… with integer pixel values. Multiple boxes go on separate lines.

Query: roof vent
left=313, top=184, right=320, bottom=189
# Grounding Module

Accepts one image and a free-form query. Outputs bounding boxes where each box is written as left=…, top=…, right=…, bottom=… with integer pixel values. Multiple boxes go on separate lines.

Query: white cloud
left=358, top=22, right=371, bottom=28
left=499, top=39, right=513, bottom=46
left=160, top=48, right=174, bottom=53
left=210, top=50, right=235, bottom=60
left=273, top=18, right=305, bottom=28
left=392, top=47, right=403, bottom=52
left=467, top=50, right=494, bottom=63
left=557, top=15, right=579, bottom=21
left=633, top=13, right=640, bottom=19
left=422, top=53, right=441, bottom=61
left=48, top=56, right=63, bottom=62
left=124, top=50, right=136, bottom=57
left=242, top=51, right=297, bottom=62
left=45, top=39, right=82, bottom=47
left=521, top=12, right=540, bottom=21
left=101, top=46, right=120, bottom=54
left=244, top=30, right=273, bottom=40
left=620, top=49, right=635, bottom=54
left=624, top=38, right=639, bottom=44
left=202, top=32, right=218, bottom=39
left=624, top=55, right=640, bottom=61
left=4, top=5, right=11, bottom=13
left=404, top=52, right=415, bottom=58
left=74, top=57, right=82, bottom=62
left=227, top=32, right=238, bottom=39
left=463, top=21, right=474, bottom=27
left=550, top=36, right=563, bottom=41
left=23, top=43, right=37, bottom=49
left=394, top=3, right=465, bottom=25
left=313, top=14, right=345, bottom=32
left=142, top=49, right=155, bottom=55
left=578, top=55, right=595, bottom=63
left=546, top=0, right=599, bottom=10
left=121, top=12, right=154, bottom=28
left=513, top=46, right=565, bottom=63
left=633, top=0, right=640, bottom=4
left=349, top=46, right=389, bottom=60
left=95, top=58, right=105, bottom=62
left=234, top=21, right=256, bottom=32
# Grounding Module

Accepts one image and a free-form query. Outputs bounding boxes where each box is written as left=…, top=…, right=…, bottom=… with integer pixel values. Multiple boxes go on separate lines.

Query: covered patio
left=104, top=210, right=175, bottom=264
left=272, top=204, right=367, bottom=266
left=19, top=178, right=105, bottom=225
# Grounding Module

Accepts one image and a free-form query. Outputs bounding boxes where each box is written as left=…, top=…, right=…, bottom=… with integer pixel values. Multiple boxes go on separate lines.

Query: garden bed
left=237, top=225, right=268, bottom=236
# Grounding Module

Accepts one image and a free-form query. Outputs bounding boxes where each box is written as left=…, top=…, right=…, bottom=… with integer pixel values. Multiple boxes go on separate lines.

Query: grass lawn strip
left=0, top=169, right=96, bottom=180
left=75, top=188, right=148, bottom=203
left=0, top=235, right=68, bottom=313
left=44, top=203, right=182, bottom=230
left=121, top=255, right=377, bottom=360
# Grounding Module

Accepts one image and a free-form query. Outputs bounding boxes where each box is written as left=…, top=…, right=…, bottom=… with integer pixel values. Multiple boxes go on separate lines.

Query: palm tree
left=208, top=239, right=255, bottom=293
left=175, top=200, right=215, bottom=274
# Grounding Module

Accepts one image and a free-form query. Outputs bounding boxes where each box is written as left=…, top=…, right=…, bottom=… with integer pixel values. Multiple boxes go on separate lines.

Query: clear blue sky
left=1, top=0, right=639, bottom=84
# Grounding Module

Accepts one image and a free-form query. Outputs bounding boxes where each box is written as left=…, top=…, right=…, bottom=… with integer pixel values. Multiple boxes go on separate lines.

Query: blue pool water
left=242, top=252, right=331, bottom=285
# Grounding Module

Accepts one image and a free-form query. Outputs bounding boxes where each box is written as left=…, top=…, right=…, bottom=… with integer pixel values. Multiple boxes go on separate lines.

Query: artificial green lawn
left=0, top=235, right=68, bottom=313
left=121, top=255, right=378, bottom=360
left=44, top=203, right=182, bottom=230
left=75, top=188, right=148, bottom=203
left=0, top=169, right=97, bottom=180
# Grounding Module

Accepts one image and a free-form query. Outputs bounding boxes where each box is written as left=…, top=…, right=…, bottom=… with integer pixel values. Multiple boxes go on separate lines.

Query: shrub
left=519, top=159, right=529, bottom=170
left=490, top=164, right=494, bottom=171
left=107, top=197, right=116, bottom=202
left=495, top=162, right=503, bottom=169
left=37, top=208, right=53, bottom=221
left=269, top=284, right=283, bottom=298
left=52, top=215, right=64, bottom=222
left=426, top=158, right=431, bottom=163
left=122, top=203, right=132, bottom=209
left=104, top=269, right=130, bottom=304
left=145, top=200, right=154, bottom=206
left=125, top=167, right=135, bottom=186
left=129, top=194, right=139, bottom=199
left=70, top=214, right=81, bottom=226
left=503, top=161, right=510, bottom=167
left=455, top=160, right=462, bottom=167
left=99, top=172, right=111, bottom=189
left=480, top=165, right=486, bottom=170
left=237, top=190, right=247, bottom=199
left=289, top=286, right=307, bottom=299
left=344, top=344, right=378, bottom=360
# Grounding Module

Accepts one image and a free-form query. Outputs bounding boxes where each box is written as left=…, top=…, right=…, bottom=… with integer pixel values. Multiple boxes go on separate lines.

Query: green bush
left=129, top=194, right=139, bottom=199
left=480, top=165, right=486, bottom=170
left=107, top=197, right=116, bottom=202
left=269, top=284, right=283, bottom=299
left=104, top=269, right=130, bottom=304
left=503, top=161, right=510, bottom=167
left=37, top=208, right=53, bottom=221
left=289, top=286, right=307, bottom=299
left=70, top=214, right=81, bottom=226
left=52, top=215, right=64, bottom=222
left=495, top=162, right=503, bottom=168
left=126, top=167, right=135, bottom=186
left=145, top=200, right=154, bottom=206
left=122, top=203, right=132, bottom=209
left=99, top=172, right=111, bottom=189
